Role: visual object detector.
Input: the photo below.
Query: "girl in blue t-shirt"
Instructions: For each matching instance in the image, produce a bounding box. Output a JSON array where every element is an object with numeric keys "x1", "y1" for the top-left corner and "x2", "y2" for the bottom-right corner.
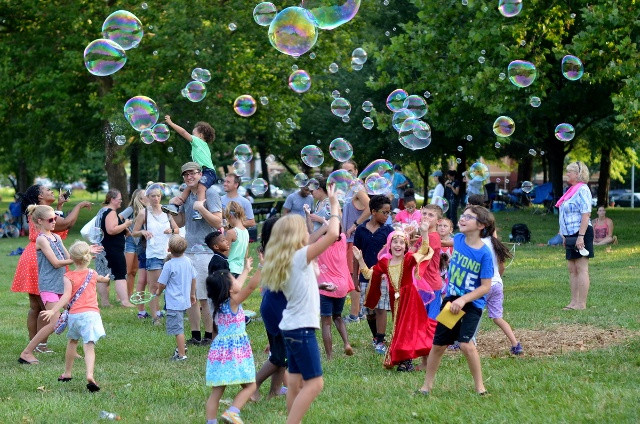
[{"x1": 419, "y1": 205, "x2": 495, "y2": 396}]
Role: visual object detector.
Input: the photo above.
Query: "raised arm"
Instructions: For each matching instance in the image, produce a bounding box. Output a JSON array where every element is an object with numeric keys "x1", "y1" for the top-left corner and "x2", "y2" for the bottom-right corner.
[
  {"x1": 230, "y1": 258, "x2": 258, "y2": 306},
  {"x1": 54, "y1": 200, "x2": 93, "y2": 231},
  {"x1": 165, "y1": 115, "x2": 193, "y2": 142},
  {"x1": 306, "y1": 185, "x2": 340, "y2": 263}
]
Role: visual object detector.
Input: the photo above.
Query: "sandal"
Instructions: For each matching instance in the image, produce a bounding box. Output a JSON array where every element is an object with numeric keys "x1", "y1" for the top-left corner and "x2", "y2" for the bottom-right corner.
[
  {"x1": 35, "y1": 343, "x2": 55, "y2": 354},
  {"x1": 58, "y1": 376, "x2": 72, "y2": 382},
  {"x1": 87, "y1": 381, "x2": 101, "y2": 392}
]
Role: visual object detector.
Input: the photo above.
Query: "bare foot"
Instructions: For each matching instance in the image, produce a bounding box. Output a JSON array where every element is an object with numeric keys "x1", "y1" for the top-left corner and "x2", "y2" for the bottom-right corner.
[
  {"x1": 344, "y1": 345, "x2": 354, "y2": 356},
  {"x1": 18, "y1": 352, "x2": 39, "y2": 364},
  {"x1": 249, "y1": 391, "x2": 261, "y2": 402},
  {"x1": 74, "y1": 351, "x2": 83, "y2": 359},
  {"x1": 120, "y1": 302, "x2": 135, "y2": 308}
]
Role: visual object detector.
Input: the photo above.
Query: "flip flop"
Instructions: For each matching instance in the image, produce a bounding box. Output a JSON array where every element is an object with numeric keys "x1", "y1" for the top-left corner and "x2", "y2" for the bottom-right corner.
[
  {"x1": 87, "y1": 382, "x2": 101, "y2": 392},
  {"x1": 562, "y1": 306, "x2": 576, "y2": 311},
  {"x1": 58, "y1": 376, "x2": 72, "y2": 382},
  {"x1": 18, "y1": 357, "x2": 39, "y2": 365}
]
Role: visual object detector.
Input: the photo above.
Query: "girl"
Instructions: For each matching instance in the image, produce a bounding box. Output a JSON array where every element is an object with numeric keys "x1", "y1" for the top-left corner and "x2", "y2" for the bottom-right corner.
[
  {"x1": 41, "y1": 241, "x2": 110, "y2": 392},
  {"x1": 355, "y1": 220, "x2": 435, "y2": 371},
  {"x1": 224, "y1": 201, "x2": 249, "y2": 278},
  {"x1": 261, "y1": 184, "x2": 340, "y2": 424},
  {"x1": 437, "y1": 218, "x2": 454, "y2": 297},
  {"x1": 394, "y1": 189, "x2": 421, "y2": 225},
  {"x1": 18, "y1": 205, "x2": 74, "y2": 364},
  {"x1": 419, "y1": 205, "x2": 495, "y2": 395},
  {"x1": 205, "y1": 258, "x2": 259, "y2": 424},
  {"x1": 124, "y1": 189, "x2": 146, "y2": 300}
]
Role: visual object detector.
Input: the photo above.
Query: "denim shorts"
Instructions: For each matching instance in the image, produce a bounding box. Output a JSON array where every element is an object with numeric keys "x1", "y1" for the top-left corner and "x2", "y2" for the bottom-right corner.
[
  {"x1": 67, "y1": 311, "x2": 106, "y2": 344},
  {"x1": 146, "y1": 257, "x2": 165, "y2": 271},
  {"x1": 124, "y1": 236, "x2": 137, "y2": 254},
  {"x1": 320, "y1": 294, "x2": 346, "y2": 317},
  {"x1": 282, "y1": 328, "x2": 323, "y2": 380},
  {"x1": 267, "y1": 331, "x2": 287, "y2": 368},
  {"x1": 137, "y1": 243, "x2": 147, "y2": 269},
  {"x1": 199, "y1": 167, "x2": 218, "y2": 189}
]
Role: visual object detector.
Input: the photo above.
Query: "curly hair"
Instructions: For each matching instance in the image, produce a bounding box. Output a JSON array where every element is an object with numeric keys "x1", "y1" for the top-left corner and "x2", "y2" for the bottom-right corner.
[
  {"x1": 18, "y1": 184, "x2": 43, "y2": 215},
  {"x1": 194, "y1": 121, "x2": 216, "y2": 143}
]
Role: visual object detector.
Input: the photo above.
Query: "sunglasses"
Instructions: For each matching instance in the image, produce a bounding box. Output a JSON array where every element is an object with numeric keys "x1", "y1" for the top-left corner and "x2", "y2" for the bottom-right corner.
[{"x1": 45, "y1": 216, "x2": 57, "y2": 223}]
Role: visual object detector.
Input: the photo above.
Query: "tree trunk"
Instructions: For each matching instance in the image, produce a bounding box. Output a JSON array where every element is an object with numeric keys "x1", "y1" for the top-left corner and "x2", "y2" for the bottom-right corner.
[
  {"x1": 158, "y1": 159, "x2": 166, "y2": 183},
  {"x1": 542, "y1": 154, "x2": 548, "y2": 183},
  {"x1": 17, "y1": 158, "x2": 30, "y2": 193},
  {"x1": 129, "y1": 143, "x2": 140, "y2": 194},
  {"x1": 545, "y1": 137, "x2": 566, "y2": 203},
  {"x1": 257, "y1": 141, "x2": 272, "y2": 198},
  {"x1": 517, "y1": 155, "x2": 533, "y2": 183},
  {"x1": 597, "y1": 146, "x2": 611, "y2": 206}
]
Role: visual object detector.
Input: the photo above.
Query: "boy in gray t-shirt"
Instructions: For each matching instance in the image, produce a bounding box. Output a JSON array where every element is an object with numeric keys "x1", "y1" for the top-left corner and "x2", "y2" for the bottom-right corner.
[{"x1": 157, "y1": 235, "x2": 197, "y2": 361}]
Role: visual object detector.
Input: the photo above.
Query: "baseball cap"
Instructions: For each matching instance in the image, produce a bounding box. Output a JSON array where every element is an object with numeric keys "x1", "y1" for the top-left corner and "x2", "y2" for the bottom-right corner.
[
  {"x1": 431, "y1": 170, "x2": 443, "y2": 177},
  {"x1": 181, "y1": 162, "x2": 202, "y2": 174}
]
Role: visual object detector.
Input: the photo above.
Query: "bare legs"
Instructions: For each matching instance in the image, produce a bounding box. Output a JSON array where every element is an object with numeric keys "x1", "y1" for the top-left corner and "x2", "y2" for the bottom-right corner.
[
  {"x1": 125, "y1": 251, "x2": 138, "y2": 297},
  {"x1": 20, "y1": 302, "x2": 59, "y2": 363},
  {"x1": 321, "y1": 315, "x2": 353, "y2": 360},
  {"x1": 146, "y1": 269, "x2": 161, "y2": 320},
  {"x1": 97, "y1": 281, "x2": 112, "y2": 307},
  {"x1": 420, "y1": 343, "x2": 486, "y2": 394},
  {"x1": 375, "y1": 308, "x2": 387, "y2": 337},
  {"x1": 115, "y1": 279, "x2": 134, "y2": 307},
  {"x1": 61, "y1": 341, "x2": 98, "y2": 387},
  {"x1": 492, "y1": 318, "x2": 518, "y2": 346},
  {"x1": 175, "y1": 334, "x2": 186, "y2": 357},
  {"x1": 566, "y1": 257, "x2": 590, "y2": 309},
  {"x1": 27, "y1": 294, "x2": 47, "y2": 343},
  {"x1": 188, "y1": 299, "x2": 214, "y2": 334},
  {"x1": 285, "y1": 373, "x2": 323, "y2": 424},
  {"x1": 206, "y1": 382, "x2": 256, "y2": 421},
  {"x1": 251, "y1": 361, "x2": 286, "y2": 401},
  {"x1": 136, "y1": 269, "x2": 148, "y2": 315}
]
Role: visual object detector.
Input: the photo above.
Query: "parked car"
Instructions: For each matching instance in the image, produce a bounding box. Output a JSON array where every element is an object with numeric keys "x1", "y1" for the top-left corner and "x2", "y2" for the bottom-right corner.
[{"x1": 613, "y1": 192, "x2": 640, "y2": 208}]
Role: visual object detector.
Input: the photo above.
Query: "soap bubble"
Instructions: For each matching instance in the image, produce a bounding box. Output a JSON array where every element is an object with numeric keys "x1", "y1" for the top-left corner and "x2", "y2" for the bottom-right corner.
[
  {"x1": 468, "y1": 162, "x2": 490, "y2": 182},
  {"x1": 228, "y1": 23, "x2": 237, "y2": 31},
  {"x1": 364, "y1": 174, "x2": 391, "y2": 195},
  {"x1": 359, "y1": 159, "x2": 393, "y2": 180},
  {"x1": 233, "y1": 95, "x2": 257, "y2": 117},
  {"x1": 386, "y1": 89, "x2": 408, "y2": 112},
  {"x1": 191, "y1": 67, "x2": 212, "y2": 82},
  {"x1": 466, "y1": 135, "x2": 473, "y2": 141},
  {"x1": 180, "y1": 88, "x2": 188, "y2": 97},
  {"x1": 259, "y1": 96, "x2": 269, "y2": 106},
  {"x1": 88, "y1": 227, "x2": 104, "y2": 244},
  {"x1": 300, "y1": 0, "x2": 361, "y2": 30},
  {"x1": 101, "y1": 10, "x2": 143, "y2": 50},
  {"x1": 331, "y1": 97, "x2": 351, "y2": 117},
  {"x1": 341, "y1": 115, "x2": 350, "y2": 123},
  {"x1": 167, "y1": 147, "x2": 174, "y2": 153},
  {"x1": 495, "y1": 141, "x2": 501, "y2": 148},
  {"x1": 351, "y1": 60, "x2": 363, "y2": 71},
  {"x1": 141, "y1": 2, "x2": 148, "y2": 9},
  {"x1": 478, "y1": 56, "x2": 486, "y2": 64},
  {"x1": 431, "y1": 196, "x2": 449, "y2": 214},
  {"x1": 351, "y1": 47, "x2": 367, "y2": 64},
  {"x1": 294, "y1": 173, "x2": 309, "y2": 187},
  {"x1": 140, "y1": 129, "x2": 154, "y2": 144},
  {"x1": 234, "y1": 144, "x2": 253, "y2": 162},
  {"x1": 301, "y1": 145, "x2": 324, "y2": 167},
  {"x1": 266, "y1": 154, "x2": 276, "y2": 164},
  {"x1": 423, "y1": 91, "x2": 431, "y2": 98},
  {"x1": 233, "y1": 160, "x2": 247, "y2": 176},
  {"x1": 124, "y1": 96, "x2": 159, "y2": 131},
  {"x1": 152, "y1": 124, "x2": 170, "y2": 142},
  {"x1": 329, "y1": 62, "x2": 339, "y2": 73},
  {"x1": 456, "y1": 158, "x2": 462, "y2": 164},
  {"x1": 291, "y1": 64, "x2": 299, "y2": 71},
  {"x1": 83, "y1": 39, "x2": 127, "y2": 76},
  {"x1": 402, "y1": 95, "x2": 428, "y2": 118},
  {"x1": 507, "y1": 60, "x2": 537, "y2": 88},
  {"x1": 498, "y1": 72, "x2": 506, "y2": 80},
  {"x1": 398, "y1": 119, "x2": 432, "y2": 150},
  {"x1": 288, "y1": 70, "x2": 312, "y2": 93},
  {"x1": 145, "y1": 182, "x2": 172, "y2": 198},
  {"x1": 457, "y1": 146, "x2": 463, "y2": 152},
  {"x1": 251, "y1": 178, "x2": 269, "y2": 195},
  {"x1": 530, "y1": 96, "x2": 541, "y2": 107},
  {"x1": 310, "y1": 52, "x2": 316, "y2": 59},
  {"x1": 561, "y1": 55, "x2": 584, "y2": 81},
  {"x1": 391, "y1": 109, "x2": 414, "y2": 132},
  {"x1": 362, "y1": 117, "x2": 374, "y2": 130},
  {"x1": 493, "y1": 116, "x2": 515, "y2": 137},
  {"x1": 306, "y1": 178, "x2": 320, "y2": 190},
  {"x1": 521, "y1": 181, "x2": 534, "y2": 194},
  {"x1": 185, "y1": 81, "x2": 207, "y2": 102},
  {"x1": 268, "y1": 7, "x2": 318, "y2": 57},
  {"x1": 253, "y1": 2, "x2": 277, "y2": 26},
  {"x1": 362, "y1": 100, "x2": 373, "y2": 112},
  {"x1": 498, "y1": 0, "x2": 522, "y2": 17},
  {"x1": 327, "y1": 169, "x2": 355, "y2": 201},
  {"x1": 554, "y1": 123, "x2": 575, "y2": 141},
  {"x1": 528, "y1": 149, "x2": 537, "y2": 156},
  {"x1": 329, "y1": 138, "x2": 353, "y2": 162},
  {"x1": 115, "y1": 135, "x2": 126, "y2": 145}
]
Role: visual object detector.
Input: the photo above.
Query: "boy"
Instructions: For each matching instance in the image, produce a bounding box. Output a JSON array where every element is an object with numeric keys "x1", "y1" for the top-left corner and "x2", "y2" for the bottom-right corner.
[
  {"x1": 164, "y1": 115, "x2": 217, "y2": 220},
  {"x1": 156, "y1": 235, "x2": 197, "y2": 361},
  {"x1": 353, "y1": 195, "x2": 393, "y2": 354},
  {"x1": 204, "y1": 230, "x2": 230, "y2": 275}
]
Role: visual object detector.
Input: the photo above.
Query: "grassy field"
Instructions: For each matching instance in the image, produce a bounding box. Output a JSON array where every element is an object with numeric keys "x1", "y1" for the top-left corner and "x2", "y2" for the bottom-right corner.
[{"x1": 1, "y1": 204, "x2": 639, "y2": 423}]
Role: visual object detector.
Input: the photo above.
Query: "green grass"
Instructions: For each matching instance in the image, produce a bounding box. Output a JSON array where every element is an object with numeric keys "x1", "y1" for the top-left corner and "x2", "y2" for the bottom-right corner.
[{"x1": 1, "y1": 207, "x2": 639, "y2": 423}]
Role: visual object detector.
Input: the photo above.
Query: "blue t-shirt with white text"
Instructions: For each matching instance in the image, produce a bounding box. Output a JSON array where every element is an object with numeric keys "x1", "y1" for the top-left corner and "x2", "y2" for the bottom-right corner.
[{"x1": 447, "y1": 233, "x2": 494, "y2": 309}]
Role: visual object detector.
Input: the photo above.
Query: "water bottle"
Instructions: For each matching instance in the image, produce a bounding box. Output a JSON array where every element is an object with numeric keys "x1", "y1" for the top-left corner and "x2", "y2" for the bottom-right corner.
[{"x1": 99, "y1": 411, "x2": 120, "y2": 420}]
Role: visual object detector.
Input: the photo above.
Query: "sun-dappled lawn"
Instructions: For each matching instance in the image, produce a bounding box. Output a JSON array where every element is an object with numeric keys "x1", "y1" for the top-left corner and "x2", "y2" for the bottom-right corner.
[{"x1": 1, "y1": 207, "x2": 639, "y2": 423}]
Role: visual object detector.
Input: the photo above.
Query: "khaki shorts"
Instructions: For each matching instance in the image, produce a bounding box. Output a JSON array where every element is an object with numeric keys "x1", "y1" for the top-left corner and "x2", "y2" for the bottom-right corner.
[{"x1": 185, "y1": 253, "x2": 213, "y2": 300}]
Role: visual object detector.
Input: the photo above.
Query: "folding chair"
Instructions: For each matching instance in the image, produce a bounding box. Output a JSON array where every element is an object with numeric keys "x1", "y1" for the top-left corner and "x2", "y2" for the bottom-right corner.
[{"x1": 531, "y1": 182, "x2": 554, "y2": 214}]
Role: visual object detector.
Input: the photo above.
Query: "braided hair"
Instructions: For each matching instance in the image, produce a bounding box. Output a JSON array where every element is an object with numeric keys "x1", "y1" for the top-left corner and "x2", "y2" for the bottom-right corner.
[{"x1": 18, "y1": 184, "x2": 43, "y2": 216}]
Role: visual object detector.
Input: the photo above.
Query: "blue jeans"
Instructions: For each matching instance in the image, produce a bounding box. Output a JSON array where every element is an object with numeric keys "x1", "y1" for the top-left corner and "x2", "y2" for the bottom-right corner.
[{"x1": 282, "y1": 328, "x2": 322, "y2": 380}]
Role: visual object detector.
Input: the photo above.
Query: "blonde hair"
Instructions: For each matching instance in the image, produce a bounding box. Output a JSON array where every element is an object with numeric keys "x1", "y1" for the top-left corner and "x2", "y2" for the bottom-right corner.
[
  {"x1": 129, "y1": 189, "x2": 145, "y2": 217},
  {"x1": 224, "y1": 201, "x2": 246, "y2": 229},
  {"x1": 168, "y1": 235, "x2": 187, "y2": 256},
  {"x1": 261, "y1": 215, "x2": 308, "y2": 292},
  {"x1": 438, "y1": 217, "x2": 454, "y2": 231},
  {"x1": 26, "y1": 204, "x2": 55, "y2": 224},
  {"x1": 69, "y1": 241, "x2": 92, "y2": 265},
  {"x1": 567, "y1": 161, "x2": 589, "y2": 183},
  {"x1": 423, "y1": 203, "x2": 444, "y2": 219}
]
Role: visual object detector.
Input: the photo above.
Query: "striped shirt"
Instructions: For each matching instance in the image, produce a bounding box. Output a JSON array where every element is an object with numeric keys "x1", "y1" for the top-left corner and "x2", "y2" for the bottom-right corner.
[{"x1": 559, "y1": 185, "x2": 592, "y2": 235}]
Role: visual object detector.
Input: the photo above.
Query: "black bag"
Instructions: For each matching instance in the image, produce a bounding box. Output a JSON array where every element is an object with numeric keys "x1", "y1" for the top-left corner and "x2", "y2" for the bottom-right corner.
[
  {"x1": 563, "y1": 235, "x2": 578, "y2": 248},
  {"x1": 510, "y1": 223, "x2": 531, "y2": 243}
]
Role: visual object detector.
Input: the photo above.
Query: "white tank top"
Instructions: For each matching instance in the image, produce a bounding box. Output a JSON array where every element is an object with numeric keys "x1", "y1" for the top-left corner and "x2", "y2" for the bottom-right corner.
[{"x1": 146, "y1": 209, "x2": 171, "y2": 260}]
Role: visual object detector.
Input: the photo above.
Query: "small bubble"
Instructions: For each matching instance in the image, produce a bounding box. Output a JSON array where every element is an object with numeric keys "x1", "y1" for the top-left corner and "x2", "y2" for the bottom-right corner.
[
  {"x1": 148, "y1": 25, "x2": 153, "y2": 30},
  {"x1": 496, "y1": 178, "x2": 501, "y2": 183},
  {"x1": 498, "y1": 72, "x2": 506, "y2": 80},
  {"x1": 153, "y1": 50, "x2": 158, "y2": 55},
  {"x1": 462, "y1": 0, "x2": 468, "y2": 5},
  {"x1": 423, "y1": 91, "x2": 431, "y2": 98},
  {"x1": 495, "y1": 142, "x2": 501, "y2": 148},
  {"x1": 345, "y1": 88, "x2": 350, "y2": 94},
  {"x1": 385, "y1": 31, "x2": 390, "y2": 36},
  {"x1": 392, "y1": 27, "x2": 396, "y2": 31},
  {"x1": 456, "y1": 158, "x2": 462, "y2": 164},
  {"x1": 329, "y1": 63, "x2": 339, "y2": 73},
  {"x1": 505, "y1": 178, "x2": 510, "y2": 184},
  {"x1": 194, "y1": 49, "x2": 200, "y2": 55},
  {"x1": 310, "y1": 52, "x2": 316, "y2": 59},
  {"x1": 383, "y1": 0, "x2": 389, "y2": 5},
  {"x1": 466, "y1": 135, "x2": 473, "y2": 141},
  {"x1": 520, "y1": 40, "x2": 526, "y2": 46},
  {"x1": 276, "y1": 122, "x2": 282, "y2": 129},
  {"x1": 167, "y1": 147, "x2": 174, "y2": 153},
  {"x1": 457, "y1": 146, "x2": 463, "y2": 152},
  {"x1": 141, "y1": 2, "x2": 148, "y2": 10},
  {"x1": 478, "y1": 56, "x2": 486, "y2": 64},
  {"x1": 342, "y1": 115, "x2": 350, "y2": 123},
  {"x1": 529, "y1": 149, "x2": 537, "y2": 156},
  {"x1": 570, "y1": 13, "x2": 576, "y2": 19},
  {"x1": 260, "y1": 96, "x2": 269, "y2": 105},
  {"x1": 481, "y1": 50, "x2": 486, "y2": 55},
  {"x1": 228, "y1": 23, "x2": 237, "y2": 31},
  {"x1": 540, "y1": 150, "x2": 545, "y2": 155}
]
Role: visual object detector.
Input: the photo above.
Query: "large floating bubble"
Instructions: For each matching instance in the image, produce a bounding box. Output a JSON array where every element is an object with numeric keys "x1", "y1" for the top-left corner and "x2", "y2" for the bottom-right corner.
[
  {"x1": 359, "y1": 159, "x2": 393, "y2": 180},
  {"x1": 301, "y1": 145, "x2": 324, "y2": 167},
  {"x1": 507, "y1": 60, "x2": 537, "y2": 88},
  {"x1": 140, "y1": 128, "x2": 154, "y2": 144},
  {"x1": 101, "y1": 10, "x2": 143, "y2": 50},
  {"x1": 391, "y1": 109, "x2": 414, "y2": 132},
  {"x1": 351, "y1": 47, "x2": 367, "y2": 65},
  {"x1": 233, "y1": 161, "x2": 247, "y2": 177},
  {"x1": 498, "y1": 0, "x2": 522, "y2": 18},
  {"x1": 327, "y1": 169, "x2": 355, "y2": 201},
  {"x1": 431, "y1": 196, "x2": 449, "y2": 214},
  {"x1": 288, "y1": 70, "x2": 311, "y2": 93},
  {"x1": 306, "y1": 178, "x2": 320, "y2": 190},
  {"x1": 145, "y1": 182, "x2": 172, "y2": 198},
  {"x1": 329, "y1": 138, "x2": 353, "y2": 162},
  {"x1": 364, "y1": 174, "x2": 391, "y2": 195},
  {"x1": 233, "y1": 95, "x2": 257, "y2": 117},
  {"x1": 493, "y1": 116, "x2": 515, "y2": 137},
  {"x1": 294, "y1": 172, "x2": 309, "y2": 187},
  {"x1": 152, "y1": 124, "x2": 170, "y2": 142},
  {"x1": 124, "y1": 96, "x2": 159, "y2": 131},
  {"x1": 331, "y1": 97, "x2": 351, "y2": 117},
  {"x1": 253, "y1": 2, "x2": 278, "y2": 26},
  {"x1": 191, "y1": 67, "x2": 212, "y2": 82},
  {"x1": 84, "y1": 39, "x2": 127, "y2": 76},
  {"x1": 561, "y1": 55, "x2": 584, "y2": 81},
  {"x1": 251, "y1": 178, "x2": 269, "y2": 195},
  {"x1": 398, "y1": 119, "x2": 431, "y2": 150},
  {"x1": 268, "y1": 7, "x2": 318, "y2": 57},
  {"x1": 554, "y1": 123, "x2": 575, "y2": 141},
  {"x1": 386, "y1": 89, "x2": 408, "y2": 112},
  {"x1": 185, "y1": 81, "x2": 207, "y2": 102},
  {"x1": 300, "y1": 0, "x2": 361, "y2": 30},
  {"x1": 468, "y1": 162, "x2": 490, "y2": 182},
  {"x1": 402, "y1": 95, "x2": 428, "y2": 118},
  {"x1": 234, "y1": 144, "x2": 253, "y2": 162},
  {"x1": 521, "y1": 181, "x2": 534, "y2": 194}
]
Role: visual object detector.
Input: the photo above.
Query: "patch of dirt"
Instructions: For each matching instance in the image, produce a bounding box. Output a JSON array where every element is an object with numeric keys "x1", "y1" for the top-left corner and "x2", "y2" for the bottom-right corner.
[{"x1": 469, "y1": 324, "x2": 637, "y2": 358}]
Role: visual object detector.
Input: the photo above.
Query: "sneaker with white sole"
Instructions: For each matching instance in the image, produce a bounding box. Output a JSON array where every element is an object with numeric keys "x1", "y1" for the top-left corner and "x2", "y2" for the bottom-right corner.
[
  {"x1": 374, "y1": 342, "x2": 387, "y2": 355},
  {"x1": 192, "y1": 210, "x2": 202, "y2": 220},
  {"x1": 221, "y1": 410, "x2": 244, "y2": 424},
  {"x1": 510, "y1": 342, "x2": 523, "y2": 355},
  {"x1": 343, "y1": 314, "x2": 360, "y2": 324},
  {"x1": 170, "y1": 352, "x2": 188, "y2": 361},
  {"x1": 161, "y1": 204, "x2": 180, "y2": 216}
]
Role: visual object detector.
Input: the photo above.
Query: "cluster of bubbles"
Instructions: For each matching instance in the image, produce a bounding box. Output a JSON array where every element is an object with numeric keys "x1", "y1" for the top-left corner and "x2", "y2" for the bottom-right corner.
[
  {"x1": 233, "y1": 95, "x2": 258, "y2": 117},
  {"x1": 84, "y1": 10, "x2": 143, "y2": 76},
  {"x1": 180, "y1": 68, "x2": 211, "y2": 102},
  {"x1": 351, "y1": 47, "x2": 367, "y2": 70},
  {"x1": 123, "y1": 95, "x2": 171, "y2": 144},
  {"x1": 232, "y1": 144, "x2": 267, "y2": 195},
  {"x1": 384, "y1": 89, "x2": 431, "y2": 150}
]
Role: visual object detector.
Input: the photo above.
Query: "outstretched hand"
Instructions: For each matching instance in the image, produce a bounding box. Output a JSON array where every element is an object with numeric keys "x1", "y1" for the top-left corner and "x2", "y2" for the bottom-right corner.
[{"x1": 352, "y1": 246, "x2": 363, "y2": 261}]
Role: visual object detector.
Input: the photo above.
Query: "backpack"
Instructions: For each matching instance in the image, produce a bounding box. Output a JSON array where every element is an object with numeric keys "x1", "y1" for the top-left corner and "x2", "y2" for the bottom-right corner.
[{"x1": 510, "y1": 223, "x2": 531, "y2": 243}]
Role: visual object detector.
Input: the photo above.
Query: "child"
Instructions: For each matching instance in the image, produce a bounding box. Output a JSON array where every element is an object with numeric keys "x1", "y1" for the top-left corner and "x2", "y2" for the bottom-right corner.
[
  {"x1": 419, "y1": 205, "x2": 494, "y2": 396},
  {"x1": 40, "y1": 241, "x2": 110, "y2": 392},
  {"x1": 18, "y1": 205, "x2": 74, "y2": 364},
  {"x1": 205, "y1": 230, "x2": 231, "y2": 275},
  {"x1": 261, "y1": 184, "x2": 340, "y2": 424},
  {"x1": 394, "y1": 189, "x2": 422, "y2": 225},
  {"x1": 156, "y1": 235, "x2": 197, "y2": 361},
  {"x1": 355, "y1": 219, "x2": 435, "y2": 371},
  {"x1": 353, "y1": 195, "x2": 394, "y2": 354},
  {"x1": 437, "y1": 218, "x2": 454, "y2": 297},
  {"x1": 224, "y1": 201, "x2": 249, "y2": 278},
  {"x1": 164, "y1": 115, "x2": 217, "y2": 220},
  {"x1": 205, "y1": 258, "x2": 258, "y2": 424}
]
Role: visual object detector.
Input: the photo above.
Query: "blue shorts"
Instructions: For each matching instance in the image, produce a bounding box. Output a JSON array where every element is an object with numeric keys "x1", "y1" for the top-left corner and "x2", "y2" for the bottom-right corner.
[
  {"x1": 267, "y1": 331, "x2": 287, "y2": 368},
  {"x1": 124, "y1": 236, "x2": 137, "y2": 254},
  {"x1": 282, "y1": 328, "x2": 323, "y2": 380},
  {"x1": 199, "y1": 167, "x2": 218, "y2": 189},
  {"x1": 320, "y1": 295, "x2": 346, "y2": 317},
  {"x1": 137, "y1": 244, "x2": 147, "y2": 269},
  {"x1": 146, "y1": 257, "x2": 164, "y2": 271},
  {"x1": 67, "y1": 311, "x2": 106, "y2": 344}
]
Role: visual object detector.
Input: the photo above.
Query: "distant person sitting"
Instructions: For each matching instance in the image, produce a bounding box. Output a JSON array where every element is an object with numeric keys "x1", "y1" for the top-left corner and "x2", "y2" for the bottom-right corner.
[{"x1": 593, "y1": 205, "x2": 617, "y2": 246}]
